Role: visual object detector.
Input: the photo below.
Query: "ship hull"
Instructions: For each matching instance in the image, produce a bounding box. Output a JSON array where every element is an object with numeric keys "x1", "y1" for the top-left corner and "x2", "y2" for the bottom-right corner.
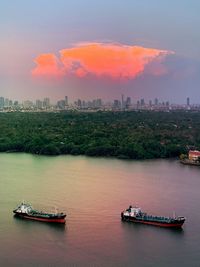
[
  {"x1": 121, "y1": 214, "x2": 184, "y2": 228},
  {"x1": 14, "y1": 212, "x2": 66, "y2": 224}
]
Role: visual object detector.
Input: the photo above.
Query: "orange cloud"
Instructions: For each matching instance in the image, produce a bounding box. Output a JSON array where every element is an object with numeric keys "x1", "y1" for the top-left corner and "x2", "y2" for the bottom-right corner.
[
  {"x1": 32, "y1": 43, "x2": 173, "y2": 79},
  {"x1": 31, "y1": 54, "x2": 63, "y2": 77}
]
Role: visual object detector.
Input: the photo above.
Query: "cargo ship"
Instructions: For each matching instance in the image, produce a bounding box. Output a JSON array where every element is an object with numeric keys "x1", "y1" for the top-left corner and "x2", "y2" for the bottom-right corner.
[
  {"x1": 121, "y1": 206, "x2": 185, "y2": 228},
  {"x1": 13, "y1": 203, "x2": 66, "y2": 224}
]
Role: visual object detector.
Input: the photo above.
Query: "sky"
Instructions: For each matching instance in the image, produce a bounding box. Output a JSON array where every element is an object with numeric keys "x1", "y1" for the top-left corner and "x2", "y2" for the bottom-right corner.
[{"x1": 0, "y1": 0, "x2": 200, "y2": 103}]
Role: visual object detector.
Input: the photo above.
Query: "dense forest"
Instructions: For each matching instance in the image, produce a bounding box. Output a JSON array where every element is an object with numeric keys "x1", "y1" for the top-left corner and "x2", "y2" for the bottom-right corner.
[{"x1": 0, "y1": 111, "x2": 200, "y2": 159}]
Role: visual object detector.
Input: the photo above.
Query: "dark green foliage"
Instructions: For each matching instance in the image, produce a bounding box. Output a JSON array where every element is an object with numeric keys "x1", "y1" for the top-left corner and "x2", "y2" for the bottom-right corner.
[{"x1": 0, "y1": 111, "x2": 199, "y2": 159}]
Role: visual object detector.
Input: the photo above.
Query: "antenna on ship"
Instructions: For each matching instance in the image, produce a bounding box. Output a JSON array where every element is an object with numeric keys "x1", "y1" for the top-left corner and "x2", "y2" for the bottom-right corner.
[{"x1": 54, "y1": 206, "x2": 58, "y2": 214}]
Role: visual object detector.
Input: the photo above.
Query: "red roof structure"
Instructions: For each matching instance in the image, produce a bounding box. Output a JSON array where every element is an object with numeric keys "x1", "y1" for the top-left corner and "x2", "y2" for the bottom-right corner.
[{"x1": 189, "y1": 150, "x2": 200, "y2": 160}]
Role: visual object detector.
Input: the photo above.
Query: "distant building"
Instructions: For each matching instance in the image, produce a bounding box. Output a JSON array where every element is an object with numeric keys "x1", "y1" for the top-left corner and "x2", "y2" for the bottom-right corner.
[
  {"x1": 113, "y1": 99, "x2": 121, "y2": 109},
  {"x1": 36, "y1": 99, "x2": 43, "y2": 109},
  {"x1": 140, "y1": 98, "x2": 145, "y2": 106},
  {"x1": 65, "y1": 96, "x2": 68, "y2": 106},
  {"x1": 77, "y1": 99, "x2": 82, "y2": 108},
  {"x1": 87, "y1": 101, "x2": 93, "y2": 108},
  {"x1": 4, "y1": 98, "x2": 9, "y2": 107},
  {"x1": 13, "y1": 101, "x2": 19, "y2": 107},
  {"x1": 23, "y1": 100, "x2": 33, "y2": 109},
  {"x1": 43, "y1": 97, "x2": 50, "y2": 108},
  {"x1": 189, "y1": 150, "x2": 200, "y2": 161},
  {"x1": 57, "y1": 100, "x2": 65, "y2": 109},
  {"x1": 121, "y1": 94, "x2": 124, "y2": 110},
  {"x1": 95, "y1": 98, "x2": 102, "y2": 108},
  {"x1": 82, "y1": 100, "x2": 86, "y2": 108},
  {"x1": 187, "y1": 97, "x2": 190, "y2": 106},
  {"x1": 0, "y1": 97, "x2": 4, "y2": 108},
  {"x1": 126, "y1": 97, "x2": 131, "y2": 108}
]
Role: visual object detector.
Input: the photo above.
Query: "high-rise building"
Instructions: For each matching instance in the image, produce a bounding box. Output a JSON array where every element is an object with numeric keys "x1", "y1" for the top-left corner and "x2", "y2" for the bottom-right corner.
[
  {"x1": 43, "y1": 97, "x2": 50, "y2": 108},
  {"x1": 121, "y1": 94, "x2": 124, "y2": 110},
  {"x1": 187, "y1": 97, "x2": 190, "y2": 106},
  {"x1": 9, "y1": 100, "x2": 13, "y2": 107},
  {"x1": 36, "y1": 99, "x2": 43, "y2": 109},
  {"x1": 82, "y1": 100, "x2": 86, "y2": 108},
  {"x1": 140, "y1": 98, "x2": 145, "y2": 106},
  {"x1": 0, "y1": 97, "x2": 4, "y2": 108},
  {"x1": 126, "y1": 97, "x2": 131, "y2": 108},
  {"x1": 65, "y1": 96, "x2": 68, "y2": 106},
  {"x1": 77, "y1": 99, "x2": 82, "y2": 108},
  {"x1": 154, "y1": 98, "x2": 159, "y2": 106},
  {"x1": 113, "y1": 100, "x2": 121, "y2": 109},
  {"x1": 4, "y1": 98, "x2": 9, "y2": 107},
  {"x1": 57, "y1": 100, "x2": 65, "y2": 109},
  {"x1": 95, "y1": 98, "x2": 102, "y2": 108},
  {"x1": 14, "y1": 101, "x2": 19, "y2": 107},
  {"x1": 23, "y1": 100, "x2": 33, "y2": 109}
]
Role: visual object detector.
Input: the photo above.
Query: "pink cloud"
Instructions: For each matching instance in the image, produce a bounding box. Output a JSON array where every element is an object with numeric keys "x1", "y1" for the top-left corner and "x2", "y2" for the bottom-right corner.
[{"x1": 32, "y1": 42, "x2": 173, "y2": 80}]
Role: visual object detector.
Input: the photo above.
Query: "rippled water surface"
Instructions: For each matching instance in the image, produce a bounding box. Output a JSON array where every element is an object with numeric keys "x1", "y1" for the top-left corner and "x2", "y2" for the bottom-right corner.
[{"x1": 0, "y1": 153, "x2": 199, "y2": 266}]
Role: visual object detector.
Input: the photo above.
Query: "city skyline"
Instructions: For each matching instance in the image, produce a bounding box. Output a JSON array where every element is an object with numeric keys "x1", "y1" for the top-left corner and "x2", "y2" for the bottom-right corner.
[
  {"x1": 1, "y1": 1, "x2": 200, "y2": 103},
  {"x1": 0, "y1": 94, "x2": 198, "y2": 112}
]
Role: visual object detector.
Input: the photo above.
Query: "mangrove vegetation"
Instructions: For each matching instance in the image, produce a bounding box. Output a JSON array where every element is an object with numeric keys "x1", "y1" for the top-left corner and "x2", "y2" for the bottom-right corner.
[{"x1": 0, "y1": 111, "x2": 200, "y2": 159}]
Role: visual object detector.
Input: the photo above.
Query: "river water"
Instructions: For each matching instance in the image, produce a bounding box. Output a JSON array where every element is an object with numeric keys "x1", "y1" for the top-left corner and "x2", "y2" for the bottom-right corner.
[{"x1": 0, "y1": 153, "x2": 199, "y2": 266}]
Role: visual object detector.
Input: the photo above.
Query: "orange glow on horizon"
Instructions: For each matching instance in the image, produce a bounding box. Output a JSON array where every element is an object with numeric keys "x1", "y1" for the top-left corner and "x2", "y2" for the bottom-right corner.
[{"x1": 32, "y1": 43, "x2": 173, "y2": 79}]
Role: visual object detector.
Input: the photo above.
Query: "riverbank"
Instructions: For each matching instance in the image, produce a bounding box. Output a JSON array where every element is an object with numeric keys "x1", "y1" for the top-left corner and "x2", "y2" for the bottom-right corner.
[{"x1": 180, "y1": 159, "x2": 200, "y2": 166}]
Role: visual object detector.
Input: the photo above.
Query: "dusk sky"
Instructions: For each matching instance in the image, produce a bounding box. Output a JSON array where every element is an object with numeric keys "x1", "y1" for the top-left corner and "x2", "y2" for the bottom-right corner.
[{"x1": 1, "y1": 0, "x2": 200, "y2": 103}]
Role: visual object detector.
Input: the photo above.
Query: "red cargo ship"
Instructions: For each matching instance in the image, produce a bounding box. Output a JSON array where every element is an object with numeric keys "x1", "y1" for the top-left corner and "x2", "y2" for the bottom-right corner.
[
  {"x1": 13, "y1": 203, "x2": 66, "y2": 224},
  {"x1": 121, "y1": 206, "x2": 185, "y2": 228}
]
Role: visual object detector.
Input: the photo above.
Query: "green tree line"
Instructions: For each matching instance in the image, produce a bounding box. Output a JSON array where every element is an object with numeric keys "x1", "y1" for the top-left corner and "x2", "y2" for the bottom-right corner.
[{"x1": 0, "y1": 111, "x2": 199, "y2": 159}]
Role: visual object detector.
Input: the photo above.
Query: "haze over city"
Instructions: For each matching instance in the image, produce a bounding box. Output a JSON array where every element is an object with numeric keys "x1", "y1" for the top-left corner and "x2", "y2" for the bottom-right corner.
[{"x1": 1, "y1": 0, "x2": 200, "y2": 103}]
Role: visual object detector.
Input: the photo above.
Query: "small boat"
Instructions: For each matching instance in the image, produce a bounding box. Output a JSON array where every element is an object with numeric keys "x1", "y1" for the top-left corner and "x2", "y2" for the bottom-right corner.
[
  {"x1": 121, "y1": 205, "x2": 185, "y2": 228},
  {"x1": 13, "y1": 202, "x2": 66, "y2": 224}
]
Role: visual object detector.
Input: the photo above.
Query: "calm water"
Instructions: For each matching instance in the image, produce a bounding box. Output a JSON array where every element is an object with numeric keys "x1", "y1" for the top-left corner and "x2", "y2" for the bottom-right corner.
[{"x1": 0, "y1": 153, "x2": 200, "y2": 266}]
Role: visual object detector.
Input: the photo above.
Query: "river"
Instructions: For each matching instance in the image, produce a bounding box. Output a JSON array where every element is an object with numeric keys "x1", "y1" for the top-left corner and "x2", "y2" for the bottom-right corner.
[{"x1": 0, "y1": 153, "x2": 199, "y2": 266}]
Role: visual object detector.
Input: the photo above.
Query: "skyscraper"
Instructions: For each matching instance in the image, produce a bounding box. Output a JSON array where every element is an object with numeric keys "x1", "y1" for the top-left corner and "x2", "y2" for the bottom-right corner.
[
  {"x1": 0, "y1": 97, "x2": 4, "y2": 108},
  {"x1": 43, "y1": 98, "x2": 50, "y2": 108},
  {"x1": 121, "y1": 94, "x2": 124, "y2": 110},
  {"x1": 36, "y1": 99, "x2": 43, "y2": 109},
  {"x1": 65, "y1": 96, "x2": 68, "y2": 106},
  {"x1": 187, "y1": 97, "x2": 190, "y2": 106},
  {"x1": 113, "y1": 99, "x2": 121, "y2": 109},
  {"x1": 126, "y1": 97, "x2": 131, "y2": 108},
  {"x1": 140, "y1": 98, "x2": 145, "y2": 106}
]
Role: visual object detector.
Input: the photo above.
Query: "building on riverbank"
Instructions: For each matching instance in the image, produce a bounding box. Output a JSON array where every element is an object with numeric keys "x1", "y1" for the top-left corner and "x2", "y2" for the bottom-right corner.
[{"x1": 189, "y1": 150, "x2": 200, "y2": 161}]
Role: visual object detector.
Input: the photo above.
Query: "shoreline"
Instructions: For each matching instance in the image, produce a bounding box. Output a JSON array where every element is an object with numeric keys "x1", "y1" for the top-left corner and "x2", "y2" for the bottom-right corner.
[
  {"x1": 3, "y1": 150, "x2": 178, "y2": 161},
  {"x1": 180, "y1": 159, "x2": 200, "y2": 166}
]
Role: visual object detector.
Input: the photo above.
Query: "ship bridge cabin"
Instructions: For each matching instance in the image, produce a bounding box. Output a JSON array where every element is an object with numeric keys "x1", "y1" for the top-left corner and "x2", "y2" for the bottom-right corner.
[{"x1": 125, "y1": 206, "x2": 142, "y2": 217}]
